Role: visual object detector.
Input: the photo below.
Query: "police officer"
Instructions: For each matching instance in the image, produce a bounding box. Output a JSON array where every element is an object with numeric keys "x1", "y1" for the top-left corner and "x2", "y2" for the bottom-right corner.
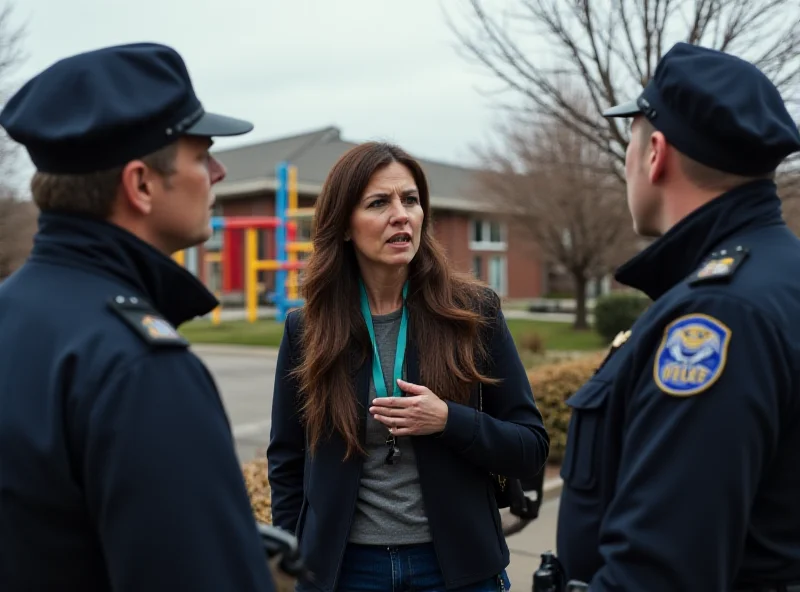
[
  {"x1": 0, "y1": 44, "x2": 277, "y2": 591},
  {"x1": 555, "y1": 42, "x2": 800, "y2": 591}
]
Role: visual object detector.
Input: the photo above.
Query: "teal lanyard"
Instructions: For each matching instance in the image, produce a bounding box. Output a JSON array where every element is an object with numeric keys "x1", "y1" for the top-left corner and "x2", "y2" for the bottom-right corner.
[{"x1": 358, "y1": 279, "x2": 408, "y2": 398}]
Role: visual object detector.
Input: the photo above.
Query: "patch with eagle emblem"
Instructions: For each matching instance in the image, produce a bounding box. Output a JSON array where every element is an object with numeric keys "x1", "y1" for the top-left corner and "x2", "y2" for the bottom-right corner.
[{"x1": 653, "y1": 314, "x2": 731, "y2": 396}]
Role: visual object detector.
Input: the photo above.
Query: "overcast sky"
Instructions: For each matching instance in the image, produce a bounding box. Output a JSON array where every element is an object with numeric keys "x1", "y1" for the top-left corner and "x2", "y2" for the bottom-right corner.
[{"x1": 6, "y1": 0, "x2": 525, "y2": 191}]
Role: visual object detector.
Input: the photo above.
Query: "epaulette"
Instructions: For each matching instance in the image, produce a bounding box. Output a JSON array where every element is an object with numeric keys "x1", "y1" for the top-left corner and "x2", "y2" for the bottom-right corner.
[
  {"x1": 687, "y1": 245, "x2": 749, "y2": 286},
  {"x1": 593, "y1": 328, "x2": 632, "y2": 375},
  {"x1": 107, "y1": 295, "x2": 189, "y2": 348}
]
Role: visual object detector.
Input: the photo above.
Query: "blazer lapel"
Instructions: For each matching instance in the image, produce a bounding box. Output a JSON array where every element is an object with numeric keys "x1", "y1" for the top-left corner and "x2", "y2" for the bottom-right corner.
[
  {"x1": 406, "y1": 329, "x2": 421, "y2": 386},
  {"x1": 353, "y1": 346, "x2": 372, "y2": 441}
]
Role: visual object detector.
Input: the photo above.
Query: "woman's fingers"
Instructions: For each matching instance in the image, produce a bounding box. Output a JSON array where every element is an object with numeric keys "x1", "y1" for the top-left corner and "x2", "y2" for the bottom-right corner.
[
  {"x1": 370, "y1": 395, "x2": 413, "y2": 417},
  {"x1": 396, "y1": 379, "x2": 430, "y2": 395},
  {"x1": 372, "y1": 414, "x2": 412, "y2": 429},
  {"x1": 369, "y1": 405, "x2": 406, "y2": 417}
]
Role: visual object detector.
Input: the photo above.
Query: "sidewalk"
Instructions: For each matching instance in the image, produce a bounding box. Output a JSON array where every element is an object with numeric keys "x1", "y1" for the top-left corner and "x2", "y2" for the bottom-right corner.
[
  {"x1": 502, "y1": 471, "x2": 563, "y2": 589},
  {"x1": 506, "y1": 477, "x2": 562, "y2": 592},
  {"x1": 190, "y1": 343, "x2": 279, "y2": 357}
]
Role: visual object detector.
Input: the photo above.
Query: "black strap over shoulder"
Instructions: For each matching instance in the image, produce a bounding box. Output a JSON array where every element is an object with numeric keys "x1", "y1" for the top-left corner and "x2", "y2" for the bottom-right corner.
[
  {"x1": 107, "y1": 295, "x2": 189, "y2": 348},
  {"x1": 516, "y1": 466, "x2": 546, "y2": 518},
  {"x1": 476, "y1": 288, "x2": 546, "y2": 522}
]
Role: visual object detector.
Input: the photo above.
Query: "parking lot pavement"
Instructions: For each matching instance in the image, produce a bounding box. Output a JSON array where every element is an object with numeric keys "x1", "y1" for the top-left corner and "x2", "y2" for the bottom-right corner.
[{"x1": 191, "y1": 345, "x2": 277, "y2": 463}]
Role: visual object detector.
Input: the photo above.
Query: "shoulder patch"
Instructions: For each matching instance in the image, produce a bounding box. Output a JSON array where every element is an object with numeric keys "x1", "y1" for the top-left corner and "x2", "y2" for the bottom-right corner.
[
  {"x1": 108, "y1": 295, "x2": 188, "y2": 348},
  {"x1": 653, "y1": 313, "x2": 731, "y2": 397},
  {"x1": 688, "y1": 246, "x2": 748, "y2": 285}
]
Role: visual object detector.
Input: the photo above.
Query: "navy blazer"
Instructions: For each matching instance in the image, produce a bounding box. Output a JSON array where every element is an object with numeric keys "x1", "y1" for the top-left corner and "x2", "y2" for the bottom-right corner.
[{"x1": 267, "y1": 290, "x2": 550, "y2": 591}]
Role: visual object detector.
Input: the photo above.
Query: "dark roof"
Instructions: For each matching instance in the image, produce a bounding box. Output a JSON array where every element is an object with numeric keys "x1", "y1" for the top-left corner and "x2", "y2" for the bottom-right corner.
[{"x1": 211, "y1": 126, "x2": 494, "y2": 212}]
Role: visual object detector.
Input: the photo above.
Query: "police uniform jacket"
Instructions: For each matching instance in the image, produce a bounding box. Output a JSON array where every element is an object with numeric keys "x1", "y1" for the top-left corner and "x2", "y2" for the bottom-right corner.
[
  {"x1": 556, "y1": 180, "x2": 800, "y2": 591},
  {"x1": 268, "y1": 288, "x2": 550, "y2": 591},
  {"x1": 0, "y1": 212, "x2": 275, "y2": 592}
]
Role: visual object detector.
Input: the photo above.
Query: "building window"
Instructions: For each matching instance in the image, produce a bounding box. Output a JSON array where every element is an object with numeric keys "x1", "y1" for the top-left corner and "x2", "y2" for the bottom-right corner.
[
  {"x1": 185, "y1": 246, "x2": 199, "y2": 276},
  {"x1": 206, "y1": 259, "x2": 222, "y2": 293},
  {"x1": 296, "y1": 219, "x2": 312, "y2": 242},
  {"x1": 206, "y1": 203, "x2": 224, "y2": 251},
  {"x1": 488, "y1": 255, "x2": 507, "y2": 297},
  {"x1": 472, "y1": 255, "x2": 482, "y2": 279},
  {"x1": 257, "y1": 229, "x2": 267, "y2": 260},
  {"x1": 469, "y1": 219, "x2": 507, "y2": 251}
]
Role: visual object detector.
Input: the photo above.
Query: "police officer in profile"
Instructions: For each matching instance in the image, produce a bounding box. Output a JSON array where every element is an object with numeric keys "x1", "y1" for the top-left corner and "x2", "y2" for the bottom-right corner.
[
  {"x1": 554, "y1": 42, "x2": 800, "y2": 591},
  {"x1": 0, "y1": 44, "x2": 277, "y2": 591}
]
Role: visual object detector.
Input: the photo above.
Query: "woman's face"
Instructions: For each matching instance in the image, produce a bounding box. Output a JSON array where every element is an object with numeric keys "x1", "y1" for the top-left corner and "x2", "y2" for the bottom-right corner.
[{"x1": 347, "y1": 161, "x2": 424, "y2": 273}]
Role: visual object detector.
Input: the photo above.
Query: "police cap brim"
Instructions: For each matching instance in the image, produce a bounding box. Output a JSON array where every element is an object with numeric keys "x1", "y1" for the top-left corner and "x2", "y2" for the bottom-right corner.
[
  {"x1": 184, "y1": 111, "x2": 254, "y2": 137},
  {"x1": 602, "y1": 99, "x2": 641, "y2": 118}
]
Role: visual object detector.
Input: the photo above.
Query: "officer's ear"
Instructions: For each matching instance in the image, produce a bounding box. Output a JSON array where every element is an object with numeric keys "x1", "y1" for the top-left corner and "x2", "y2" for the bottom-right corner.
[
  {"x1": 647, "y1": 129, "x2": 669, "y2": 184},
  {"x1": 119, "y1": 160, "x2": 156, "y2": 215}
]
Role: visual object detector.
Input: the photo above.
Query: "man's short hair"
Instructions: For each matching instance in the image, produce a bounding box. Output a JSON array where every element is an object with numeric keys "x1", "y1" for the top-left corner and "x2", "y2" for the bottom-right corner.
[
  {"x1": 30, "y1": 142, "x2": 178, "y2": 219},
  {"x1": 638, "y1": 119, "x2": 775, "y2": 191}
]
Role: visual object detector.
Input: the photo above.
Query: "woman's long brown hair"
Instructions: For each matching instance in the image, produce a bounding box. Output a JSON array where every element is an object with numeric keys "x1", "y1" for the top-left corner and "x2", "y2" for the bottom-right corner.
[{"x1": 294, "y1": 142, "x2": 499, "y2": 459}]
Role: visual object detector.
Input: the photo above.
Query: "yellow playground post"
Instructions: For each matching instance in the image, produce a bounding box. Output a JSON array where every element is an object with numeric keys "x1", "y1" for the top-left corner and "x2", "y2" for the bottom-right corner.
[
  {"x1": 282, "y1": 164, "x2": 315, "y2": 318},
  {"x1": 244, "y1": 226, "x2": 302, "y2": 323},
  {"x1": 172, "y1": 249, "x2": 223, "y2": 324}
]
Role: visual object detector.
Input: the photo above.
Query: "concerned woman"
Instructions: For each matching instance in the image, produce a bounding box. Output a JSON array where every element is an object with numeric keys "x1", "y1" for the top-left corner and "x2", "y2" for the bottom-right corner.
[{"x1": 267, "y1": 142, "x2": 549, "y2": 592}]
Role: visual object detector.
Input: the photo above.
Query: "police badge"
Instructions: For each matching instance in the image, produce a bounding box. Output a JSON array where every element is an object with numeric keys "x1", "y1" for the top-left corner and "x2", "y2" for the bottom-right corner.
[{"x1": 653, "y1": 313, "x2": 731, "y2": 396}]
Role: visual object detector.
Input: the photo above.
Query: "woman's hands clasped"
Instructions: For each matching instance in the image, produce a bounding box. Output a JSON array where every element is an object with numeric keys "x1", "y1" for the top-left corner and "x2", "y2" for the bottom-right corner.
[{"x1": 369, "y1": 379, "x2": 449, "y2": 437}]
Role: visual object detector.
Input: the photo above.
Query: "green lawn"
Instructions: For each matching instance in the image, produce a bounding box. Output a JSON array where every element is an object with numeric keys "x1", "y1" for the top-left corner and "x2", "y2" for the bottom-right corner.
[
  {"x1": 179, "y1": 316, "x2": 604, "y2": 352},
  {"x1": 505, "y1": 319, "x2": 603, "y2": 351}
]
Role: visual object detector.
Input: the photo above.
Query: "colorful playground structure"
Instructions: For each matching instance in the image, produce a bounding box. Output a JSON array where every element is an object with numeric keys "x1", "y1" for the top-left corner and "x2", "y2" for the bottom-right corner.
[{"x1": 173, "y1": 161, "x2": 314, "y2": 323}]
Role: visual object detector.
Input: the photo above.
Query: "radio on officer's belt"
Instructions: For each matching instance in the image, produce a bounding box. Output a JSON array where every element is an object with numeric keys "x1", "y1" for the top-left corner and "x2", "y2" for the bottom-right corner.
[
  {"x1": 533, "y1": 551, "x2": 564, "y2": 591},
  {"x1": 532, "y1": 551, "x2": 588, "y2": 591}
]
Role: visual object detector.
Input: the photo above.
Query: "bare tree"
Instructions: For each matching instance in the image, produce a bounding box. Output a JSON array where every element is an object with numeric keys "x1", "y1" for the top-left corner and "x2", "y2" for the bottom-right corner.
[
  {"x1": 472, "y1": 91, "x2": 637, "y2": 329},
  {"x1": 779, "y1": 171, "x2": 800, "y2": 234},
  {"x1": 0, "y1": 2, "x2": 31, "y2": 279},
  {"x1": 445, "y1": 0, "x2": 800, "y2": 183},
  {"x1": 0, "y1": 190, "x2": 35, "y2": 279}
]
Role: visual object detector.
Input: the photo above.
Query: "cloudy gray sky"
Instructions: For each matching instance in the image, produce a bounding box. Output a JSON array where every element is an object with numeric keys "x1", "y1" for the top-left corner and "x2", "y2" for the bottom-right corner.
[{"x1": 8, "y1": 0, "x2": 522, "y2": 190}]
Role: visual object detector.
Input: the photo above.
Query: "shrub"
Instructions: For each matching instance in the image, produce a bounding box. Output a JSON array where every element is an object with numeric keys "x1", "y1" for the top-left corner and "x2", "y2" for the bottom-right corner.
[
  {"x1": 518, "y1": 330, "x2": 546, "y2": 355},
  {"x1": 528, "y1": 351, "x2": 606, "y2": 465},
  {"x1": 242, "y1": 457, "x2": 272, "y2": 524},
  {"x1": 593, "y1": 292, "x2": 650, "y2": 344}
]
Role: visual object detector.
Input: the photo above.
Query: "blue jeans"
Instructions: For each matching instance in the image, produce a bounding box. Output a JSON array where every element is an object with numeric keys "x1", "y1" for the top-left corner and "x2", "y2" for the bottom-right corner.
[{"x1": 335, "y1": 542, "x2": 511, "y2": 591}]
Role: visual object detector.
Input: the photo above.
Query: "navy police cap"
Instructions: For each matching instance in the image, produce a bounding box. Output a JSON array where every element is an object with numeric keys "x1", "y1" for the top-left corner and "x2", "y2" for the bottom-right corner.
[
  {"x1": 0, "y1": 42, "x2": 254, "y2": 175},
  {"x1": 604, "y1": 42, "x2": 800, "y2": 176}
]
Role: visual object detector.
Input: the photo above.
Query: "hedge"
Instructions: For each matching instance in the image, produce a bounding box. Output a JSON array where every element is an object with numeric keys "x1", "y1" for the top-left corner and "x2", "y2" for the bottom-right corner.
[
  {"x1": 243, "y1": 457, "x2": 272, "y2": 525},
  {"x1": 594, "y1": 292, "x2": 650, "y2": 344},
  {"x1": 242, "y1": 351, "x2": 607, "y2": 518},
  {"x1": 527, "y1": 351, "x2": 605, "y2": 464}
]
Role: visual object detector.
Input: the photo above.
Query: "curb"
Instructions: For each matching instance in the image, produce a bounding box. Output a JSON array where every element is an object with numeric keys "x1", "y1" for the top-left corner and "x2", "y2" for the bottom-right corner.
[
  {"x1": 542, "y1": 477, "x2": 563, "y2": 503},
  {"x1": 189, "y1": 343, "x2": 280, "y2": 356}
]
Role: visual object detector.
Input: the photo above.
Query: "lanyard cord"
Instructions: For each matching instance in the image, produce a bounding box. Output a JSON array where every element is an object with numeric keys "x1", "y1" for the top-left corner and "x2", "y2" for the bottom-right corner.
[{"x1": 358, "y1": 279, "x2": 408, "y2": 398}]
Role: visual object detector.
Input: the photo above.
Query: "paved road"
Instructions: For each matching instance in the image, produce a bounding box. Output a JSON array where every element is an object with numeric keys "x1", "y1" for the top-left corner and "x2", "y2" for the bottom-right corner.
[
  {"x1": 194, "y1": 344, "x2": 560, "y2": 588},
  {"x1": 194, "y1": 345, "x2": 277, "y2": 463}
]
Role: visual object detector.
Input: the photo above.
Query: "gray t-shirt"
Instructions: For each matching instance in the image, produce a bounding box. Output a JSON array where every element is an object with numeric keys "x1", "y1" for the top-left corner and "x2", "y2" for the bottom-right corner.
[{"x1": 348, "y1": 307, "x2": 433, "y2": 545}]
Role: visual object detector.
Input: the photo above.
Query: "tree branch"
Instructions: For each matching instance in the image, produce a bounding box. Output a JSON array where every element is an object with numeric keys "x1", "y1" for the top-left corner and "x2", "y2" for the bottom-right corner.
[{"x1": 448, "y1": 0, "x2": 800, "y2": 180}]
